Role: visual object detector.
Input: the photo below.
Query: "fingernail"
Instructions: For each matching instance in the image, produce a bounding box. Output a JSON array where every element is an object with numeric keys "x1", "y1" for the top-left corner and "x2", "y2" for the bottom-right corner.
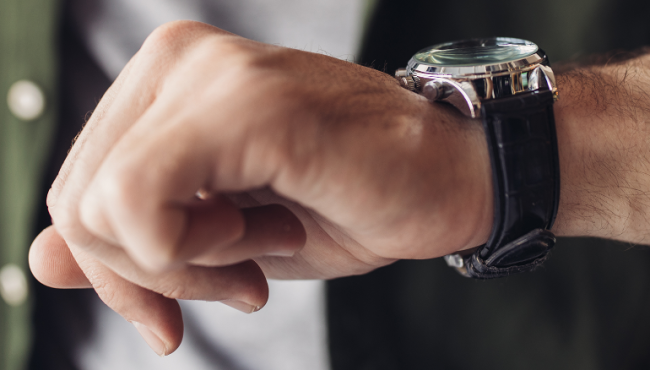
[
  {"x1": 265, "y1": 249, "x2": 296, "y2": 257},
  {"x1": 221, "y1": 299, "x2": 261, "y2": 314},
  {"x1": 195, "y1": 188, "x2": 213, "y2": 200},
  {"x1": 132, "y1": 321, "x2": 168, "y2": 357}
]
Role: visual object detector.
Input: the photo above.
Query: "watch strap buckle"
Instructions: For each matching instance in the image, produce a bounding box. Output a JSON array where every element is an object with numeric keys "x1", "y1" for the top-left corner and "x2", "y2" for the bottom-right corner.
[{"x1": 445, "y1": 228, "x2": 556, "y2": 279}]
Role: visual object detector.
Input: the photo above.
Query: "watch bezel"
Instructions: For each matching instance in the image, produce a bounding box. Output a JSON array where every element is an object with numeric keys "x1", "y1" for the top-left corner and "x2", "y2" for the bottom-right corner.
[
  {"x1": 407, "y1": 52, "x2": 545, "y2": 79},
  {"x1": 407, "y1": 37, "x2": 544, "y2": 79}
]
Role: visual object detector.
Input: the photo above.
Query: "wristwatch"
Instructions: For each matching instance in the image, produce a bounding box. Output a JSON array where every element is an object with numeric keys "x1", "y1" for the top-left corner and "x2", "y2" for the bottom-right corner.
[{"x1": 395, "y1": 37, "x2": 560, "y2": 279}]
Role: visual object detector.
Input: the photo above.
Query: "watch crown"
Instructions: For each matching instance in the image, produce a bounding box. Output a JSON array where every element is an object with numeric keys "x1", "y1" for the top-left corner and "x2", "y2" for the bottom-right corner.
[
  {"x1": 394, "y1": 68, "x2": 407, "y2": 78},
  {"x1": 398, "y1": 76, "x2": 419, "y2": 92}
]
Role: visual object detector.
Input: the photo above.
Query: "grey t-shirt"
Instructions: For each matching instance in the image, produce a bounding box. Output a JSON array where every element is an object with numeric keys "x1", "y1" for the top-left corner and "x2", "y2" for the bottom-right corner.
[
  {"x1": 71, "y1": 0, "x2": 365, "y2": 79},
  {"x1": 67, "y1": 0, "x2": 365, "y2": 369}
]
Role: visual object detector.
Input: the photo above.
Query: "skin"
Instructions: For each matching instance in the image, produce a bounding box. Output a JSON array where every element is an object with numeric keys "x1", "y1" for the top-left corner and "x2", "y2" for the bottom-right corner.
[{"x1": 28, "y1": 21, "x2": 650, "y2": 355}]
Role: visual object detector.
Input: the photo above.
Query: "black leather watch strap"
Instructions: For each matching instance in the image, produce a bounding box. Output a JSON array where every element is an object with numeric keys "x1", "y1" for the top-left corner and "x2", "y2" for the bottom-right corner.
[{"x1": 453, "y1": 90, "x2": 560, "y2": 279}]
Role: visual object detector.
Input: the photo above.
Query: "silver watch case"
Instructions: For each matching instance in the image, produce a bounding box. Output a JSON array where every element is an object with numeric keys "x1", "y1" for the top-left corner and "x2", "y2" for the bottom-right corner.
[{"x1": 395, "y1": 45, "x2": 558, "y2": 118}]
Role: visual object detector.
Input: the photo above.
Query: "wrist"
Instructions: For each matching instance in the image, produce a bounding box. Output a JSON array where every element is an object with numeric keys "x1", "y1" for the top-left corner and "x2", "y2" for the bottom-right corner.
[{"x1": 552, "y1": 56, "x2": 650, "y2": 243}]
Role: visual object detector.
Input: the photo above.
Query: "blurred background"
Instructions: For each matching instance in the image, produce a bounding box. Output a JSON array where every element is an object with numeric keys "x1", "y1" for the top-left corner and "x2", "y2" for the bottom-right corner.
[{"x1": 1, "y1": 0, "x2": 650, "y2": 369}]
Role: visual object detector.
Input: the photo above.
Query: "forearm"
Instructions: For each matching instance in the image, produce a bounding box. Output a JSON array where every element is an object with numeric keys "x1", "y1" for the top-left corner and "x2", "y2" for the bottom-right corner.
[{"x1": 552, "y1": 52, "x2": 650, "y2": 244}]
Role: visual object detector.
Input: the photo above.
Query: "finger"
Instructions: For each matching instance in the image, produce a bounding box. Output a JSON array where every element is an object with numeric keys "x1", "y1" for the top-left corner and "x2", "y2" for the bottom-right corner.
[
  {"x1": 47, "y1": 53, "x2": 138, "y2": 211},
  {"x1": 67, "y1": 245, "x2": 184, "y2": 357},
  {"x1": 80, "y1": 192, "x2": 247, "y2": 271},
  {"x1": 28, "y1": 225, "x2": 271, "y2": 304},
  {"x1": 29, "y1": 225, "x2": 268, "y2": 355},
  {"x1": 189, "y1": 204, "x2": 306, "y2": 266},
  {"x1": 48, "y1": 22, "x2": 230, "y2": 209},
  {"x1": 29, "y1": 226, "x2": 91, "y2": 289},
  {"x1": 47, "y1": 50, "x2": 160, "y2": 255},
  {"x1": 55, "y1": 221, "x2": 270, "y2": 309},
  {"x1": 72, "y1": 33, "x2": 298, "y2": 270},
  {"x1": 47, "y1": 22, "x2": 231, "y2": 264},
  {"x1": 74, "y1": 79, "x2": 281, "y2": 271},
  {"x1": 170, "y1": 195, "x2": 246, "y2": 263}
]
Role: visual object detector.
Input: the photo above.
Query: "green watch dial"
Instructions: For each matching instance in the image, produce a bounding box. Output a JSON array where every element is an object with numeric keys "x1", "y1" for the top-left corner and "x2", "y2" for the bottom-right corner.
[{"x1": 414, "y1": 37, "x2": 538, "y2": 67}]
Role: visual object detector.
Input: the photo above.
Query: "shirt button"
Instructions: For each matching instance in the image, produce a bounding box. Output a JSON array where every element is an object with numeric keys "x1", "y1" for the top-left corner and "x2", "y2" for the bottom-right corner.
[
  {"x1": 0, "y1": 264, "x2": 28, "y2": 306},
  {"x1": 7, "y1": 80, "x2": 46, "y2": 121}
]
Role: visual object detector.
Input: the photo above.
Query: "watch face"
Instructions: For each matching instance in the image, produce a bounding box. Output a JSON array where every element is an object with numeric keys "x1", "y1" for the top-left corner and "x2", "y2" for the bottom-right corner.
[{"x1": 414, "y1": 38, "x2": 538, "y2": 67}]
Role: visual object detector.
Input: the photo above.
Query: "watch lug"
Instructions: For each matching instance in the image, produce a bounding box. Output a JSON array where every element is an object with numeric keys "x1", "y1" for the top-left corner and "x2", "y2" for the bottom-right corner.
[
  {"x1": 530, "y1": 65, "x2": 559, "y2": 101},
  {"x1": 539, "y1": 65, "x2": 559, "y2": 101},
  {"x1": 432, "y1": 79, "x2": 481, "y2": 118}
]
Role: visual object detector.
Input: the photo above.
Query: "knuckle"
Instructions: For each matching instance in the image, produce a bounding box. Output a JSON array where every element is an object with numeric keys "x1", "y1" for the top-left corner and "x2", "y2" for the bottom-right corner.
[
  {"x1": 143, "y1": 20, "x2": 201, "y2": 51},
  {"x1": 141, "y1": 21, "x2": 227, "y2": 59},
  {"x1": 78, "y1": 192, "x2": 116, "y2": 244},
  {"x1": 98, "y1": 167, "x2": 144, "y2": 214},
  {"x1": 46, "y1": 178, "x2": 65, "y2": 209},
  {"x1": 49, "y1": 204, "x2": 86, "y2": 247}
]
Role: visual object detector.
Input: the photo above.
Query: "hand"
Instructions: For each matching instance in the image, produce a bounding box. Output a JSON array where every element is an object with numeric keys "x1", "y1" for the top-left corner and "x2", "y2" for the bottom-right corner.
[
  {"x1": 30, "y1": 20, "x2": 495, "y2": 354},
  {"x1": 30, "y1": 18, "x2": 650, "y2": 354},
  {"x1": 40, "y1": 23, "x2": 650, "y2": 357}
]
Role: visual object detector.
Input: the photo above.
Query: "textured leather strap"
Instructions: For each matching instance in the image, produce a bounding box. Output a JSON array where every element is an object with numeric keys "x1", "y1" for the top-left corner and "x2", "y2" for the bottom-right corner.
[{"x1": 459, "y1": 90, "x2": 560, "y2": 279}]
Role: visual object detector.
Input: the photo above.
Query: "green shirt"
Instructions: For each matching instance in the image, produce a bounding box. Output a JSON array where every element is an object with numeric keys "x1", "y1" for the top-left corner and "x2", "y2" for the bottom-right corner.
[{"x1": 0, "y1": 1, "x2": 60, "y2": 369}]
